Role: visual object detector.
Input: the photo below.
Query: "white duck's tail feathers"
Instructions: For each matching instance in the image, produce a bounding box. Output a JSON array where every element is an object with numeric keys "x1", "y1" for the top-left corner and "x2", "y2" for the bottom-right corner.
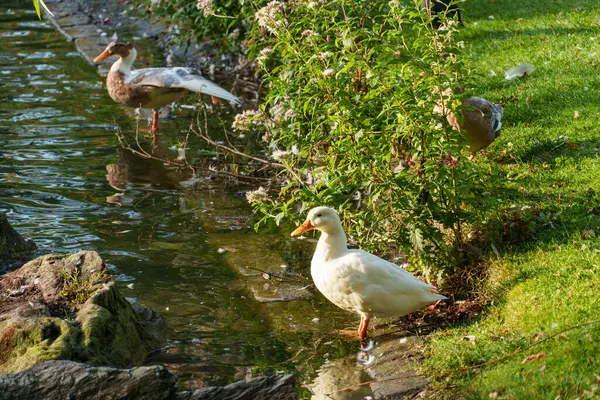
[
  {"x1": 421, "y1": 284, "x2": 447, "y2": 302},
  {"x1": 429, "y1": 292, "x2": 448, "y2": 301},
  {"x1": 173, "y1": 77, "x2": 242, "y2": 106}
]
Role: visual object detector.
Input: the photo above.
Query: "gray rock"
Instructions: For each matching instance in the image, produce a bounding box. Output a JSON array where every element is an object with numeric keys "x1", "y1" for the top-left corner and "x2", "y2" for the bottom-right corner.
[
  {"x1": 0, "y1": 213, "x2": 36, "y2": 266},
  {"x1": 0, "y1": 360, "x2": 296, "y2": 400},
  {"x1": 177, "y1": 374, "x2": 296, "y2": 400},
  {"x1": 0, "y1": 360, "x2": 177, "y2": 400}
]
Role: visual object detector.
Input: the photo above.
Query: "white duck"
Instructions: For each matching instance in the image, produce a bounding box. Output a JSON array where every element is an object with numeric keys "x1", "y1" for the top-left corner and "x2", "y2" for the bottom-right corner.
[
  {"x1": 291, "y1": 207, "x2": 446, "y2": 344},
  {"x1": 93, "y1": 41, "x2": 241, "y2": 144}
]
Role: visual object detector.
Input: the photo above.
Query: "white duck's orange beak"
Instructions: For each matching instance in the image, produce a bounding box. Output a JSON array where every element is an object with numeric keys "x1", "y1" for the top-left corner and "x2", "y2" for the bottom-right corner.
[
  {"x1": 93, "y1": 49, "x2": 112, "y2": 63},
  {"x1": 291, "y1": 219, "x2": 314, "y2": 237}
]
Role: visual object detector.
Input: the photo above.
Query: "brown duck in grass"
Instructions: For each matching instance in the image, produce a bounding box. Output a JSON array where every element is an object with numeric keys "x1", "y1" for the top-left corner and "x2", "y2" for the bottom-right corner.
[
  {"x1": 452, "y1": 97, "x2": 504, "y2": 158},
  {"x1": 436, "y1": 95, "x2": 504, "y2": 158},
  {"x1": 94, "y1": 41, "x2": 241, "y2": 144}
]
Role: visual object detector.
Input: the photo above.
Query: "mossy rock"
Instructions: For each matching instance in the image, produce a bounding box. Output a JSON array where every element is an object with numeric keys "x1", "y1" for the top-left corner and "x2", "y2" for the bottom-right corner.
[
  {"x1": 0, "y1": 251, "x2": 166, "y2": 373},
  {"x1": 0, "y1": 317, "x2": 81, "y2": 373}
]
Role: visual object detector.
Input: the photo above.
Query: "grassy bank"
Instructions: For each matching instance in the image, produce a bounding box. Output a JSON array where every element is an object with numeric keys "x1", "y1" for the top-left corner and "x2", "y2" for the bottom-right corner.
[{"x1": 424, "y1": 0, "x2": 600, "y2": 398}]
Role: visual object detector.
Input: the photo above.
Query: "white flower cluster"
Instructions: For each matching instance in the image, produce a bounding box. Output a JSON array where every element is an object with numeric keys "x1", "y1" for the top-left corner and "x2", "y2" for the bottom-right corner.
[
  {"x1": 232, "y1": 109, "x2": 262, "y2": 131},
  {"x1": 271, "y1": 145, "x2": 300, "y2": 162},
  {"x1": 245, "y1": 187, "x2": 269, "y2": 204},
  {"x1": 256, "y1": 47, "x2": 273, "y2": 65},
  {"x1": 271, "y1": 150, "x2": 292, "y2": 161},
  {"x1": 301, "y1": 29, "x2": 315, "y2": 38},
  {"x1": 255, "y1": 1, "x2": 285, "y2": 35},
  {"x1": 270, "y1": 102, "x2": 294, "y2": 123},
  {"x1": 196, "y1": 0, "x2": 214, "y2": 16},
  {"x1": 322, "y1": 68, "x2": 334, "y2": 77}
]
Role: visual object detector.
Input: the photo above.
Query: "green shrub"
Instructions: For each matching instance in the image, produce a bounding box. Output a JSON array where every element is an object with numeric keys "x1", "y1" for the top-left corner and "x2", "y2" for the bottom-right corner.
[
  {"x1": 141, "y1": 0, "x2": 264, "y2": 50},
  {"x1": 240, "y1": 0, "x2": 497, "y2": 277}
]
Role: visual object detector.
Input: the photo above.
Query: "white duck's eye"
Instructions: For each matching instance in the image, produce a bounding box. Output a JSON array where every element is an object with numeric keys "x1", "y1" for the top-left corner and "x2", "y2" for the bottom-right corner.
[{"x1": 316, "y1": 213, "x2": 322, "y2": 217}]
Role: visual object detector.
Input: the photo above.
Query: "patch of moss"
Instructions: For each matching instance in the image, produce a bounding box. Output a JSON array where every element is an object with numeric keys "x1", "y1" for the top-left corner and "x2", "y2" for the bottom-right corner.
[{"x1": 0, "y1": 318, "x2": 81, "y2": 374}]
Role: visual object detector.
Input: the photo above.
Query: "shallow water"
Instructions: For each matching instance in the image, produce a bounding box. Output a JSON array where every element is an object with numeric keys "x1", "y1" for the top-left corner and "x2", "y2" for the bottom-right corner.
[{"x1": 0, "y1": 0, "x2": 366, "y2": 394}]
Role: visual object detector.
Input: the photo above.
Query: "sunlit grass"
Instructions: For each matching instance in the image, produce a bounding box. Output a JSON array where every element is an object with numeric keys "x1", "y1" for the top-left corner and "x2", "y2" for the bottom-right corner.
[{"x1": 423, "y1": 0, "x2": 600, "y2": 398}]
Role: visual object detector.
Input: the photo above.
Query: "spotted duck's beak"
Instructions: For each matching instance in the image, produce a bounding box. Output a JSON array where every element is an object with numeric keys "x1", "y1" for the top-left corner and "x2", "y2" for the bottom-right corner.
[
  {"x1": 93, "y1": 49, "x2": 112, "y2": 63},
  {"x1": 291, "y1": 220, "x2": 314, "y2": 237}
]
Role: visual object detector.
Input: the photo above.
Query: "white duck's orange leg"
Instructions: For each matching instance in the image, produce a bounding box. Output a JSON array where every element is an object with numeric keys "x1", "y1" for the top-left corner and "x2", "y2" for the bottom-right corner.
[
  {"x1": 357, "y1": 316, "x2": 375, "y2": 364},
  {"x1": 358, "y1": 316, "x2": 369, "y2": 345}
]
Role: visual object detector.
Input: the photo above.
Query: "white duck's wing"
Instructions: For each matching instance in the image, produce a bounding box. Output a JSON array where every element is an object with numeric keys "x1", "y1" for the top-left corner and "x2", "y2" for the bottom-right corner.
[
  {"x1": 346, "y1": 250, "x2": 439, "y2": 290},
  {"x1": 127, "y1": 67, "x2": 241, "y2": 105},
  {"x1": 329, "y1": 250, "x2": 446, "y2": 318}
]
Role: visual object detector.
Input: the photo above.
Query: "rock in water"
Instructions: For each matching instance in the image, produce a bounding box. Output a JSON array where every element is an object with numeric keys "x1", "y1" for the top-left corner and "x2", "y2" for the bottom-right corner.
[
  {"x1": 0, "y1": 213, "x2": 36, "y2": 268},
  {"x1": 176, "y1": 374, "x2": 296, "y2": 400},
  {"x1": 0, "y1": 251, "x2": 167, "y2": 373},
  {"x1": 0, "y1": 360, "x2": 296, "y2": 400},
  {"x1": 0, "y1": 360, "x2": 177, "y2": 400}
]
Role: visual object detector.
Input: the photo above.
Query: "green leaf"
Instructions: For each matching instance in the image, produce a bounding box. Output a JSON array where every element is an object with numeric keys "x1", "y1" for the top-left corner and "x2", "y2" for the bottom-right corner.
[
  {"x1": 33, "y1": 0, "x2": 41, "y2": 19},
  {"x1": 274, "y1": 212, "x2": 285, "y2": 227},
  {"x1": 410, "y1": 227, "x2": 424, "y2": 253}
]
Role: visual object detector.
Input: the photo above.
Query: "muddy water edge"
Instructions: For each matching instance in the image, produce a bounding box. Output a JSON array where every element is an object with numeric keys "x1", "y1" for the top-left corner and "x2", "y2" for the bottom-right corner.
[{"x1": 0, "y1": 0, "x2": 380, "y2": 396}]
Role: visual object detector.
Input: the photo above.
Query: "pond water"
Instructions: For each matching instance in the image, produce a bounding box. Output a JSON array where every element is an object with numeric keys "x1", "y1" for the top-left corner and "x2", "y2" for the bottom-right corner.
[{"x1": 0, "y1": 0, "x2": 368, "y2": 396}]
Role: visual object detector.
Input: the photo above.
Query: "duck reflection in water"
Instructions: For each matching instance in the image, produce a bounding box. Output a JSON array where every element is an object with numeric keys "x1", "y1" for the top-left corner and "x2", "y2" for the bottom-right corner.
[{"x1": 105, "y1": 148, "x2": 181, "y2": 206}]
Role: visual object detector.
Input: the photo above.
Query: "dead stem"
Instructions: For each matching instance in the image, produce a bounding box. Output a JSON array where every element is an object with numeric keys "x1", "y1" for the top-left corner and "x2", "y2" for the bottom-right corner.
[
  {"x1": 114, "y1": 125, "x2": 273, "y2": 182},
  {"x1": 244, "y1": 265, "x2": 310, "y2": 282},
  {"x1": 191, "y1": 105, "x2": 286, "y2": 168}
]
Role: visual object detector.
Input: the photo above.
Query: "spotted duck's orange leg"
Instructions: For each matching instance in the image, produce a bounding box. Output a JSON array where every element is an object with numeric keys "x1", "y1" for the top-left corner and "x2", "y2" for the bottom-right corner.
[{"x1": 151, "y1": 109, "x2": 159, "y2": 145}]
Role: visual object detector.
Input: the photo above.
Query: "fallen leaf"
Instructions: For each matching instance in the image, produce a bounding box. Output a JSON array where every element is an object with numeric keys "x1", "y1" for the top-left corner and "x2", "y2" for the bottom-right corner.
[
  {"x1": 463, "y1": 335, "x2": 477, "y2": 345},
  {"x1": 595, "y1": 373, "x2": 600, "y2": 384},
  {"x1": 583, "y1": 229, "x2": 596, "y2": 239},
  {"x1": 567, "y1": 143, "x2": 577, "y2": 148},
  {"x1": 522, "y1": 353, "x2": 547, "y2": 364},
  {"x1": 574, "y1": 111, "x2": 580, "y2": 119},
  {"x1": 489, "y1": 392, "x2": 499, "y2": 399},
  {"x1": 550, "y1": 181, "x2": 569, "y2": 188},
  {"x1": 531, "y1": 332, "x2": 544, "y2": 341}
]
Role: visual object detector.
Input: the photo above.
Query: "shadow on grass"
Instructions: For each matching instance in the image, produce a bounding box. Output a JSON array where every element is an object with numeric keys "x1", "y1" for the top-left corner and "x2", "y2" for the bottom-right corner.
[
  {"x1": 511, "y1": 138, "x2": 600, "y2": 163},
  {"x1": 463, "y1": 0, "x2": 599, "y2": 21},
  {"x1": 461, "y1": 26, "x2": 598, "y2": 42}
]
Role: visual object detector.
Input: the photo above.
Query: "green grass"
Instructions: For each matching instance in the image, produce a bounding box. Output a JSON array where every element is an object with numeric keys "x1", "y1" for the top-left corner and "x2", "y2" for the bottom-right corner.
[{"x1": 423, "y1": 0, "x2": 600, "y2": 398}]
